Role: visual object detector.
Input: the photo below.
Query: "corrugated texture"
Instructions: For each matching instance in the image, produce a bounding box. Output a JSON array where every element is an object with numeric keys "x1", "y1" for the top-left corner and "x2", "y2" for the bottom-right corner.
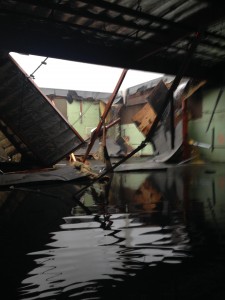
[
  {"x1": 0, "y1": 53, "x2": 84, "y2": 167},
  {"x1": 0, "y1": 1, "x2": 224, "y2": 83}
]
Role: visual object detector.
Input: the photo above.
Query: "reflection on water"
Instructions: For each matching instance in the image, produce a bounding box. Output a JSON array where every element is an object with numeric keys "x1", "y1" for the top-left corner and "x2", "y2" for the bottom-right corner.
[{"x1": 1, "y1": 164, "x2": 225, "y2": 299}]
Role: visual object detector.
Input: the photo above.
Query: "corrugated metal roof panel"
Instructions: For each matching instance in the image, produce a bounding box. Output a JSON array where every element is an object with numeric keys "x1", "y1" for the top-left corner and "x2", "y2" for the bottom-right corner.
[
  {"x1": 0, "y1": 53, "x2": 84, "y2": 167},
  {"x1": 0, "y1": 1, "x2": 224, "y2": 83}
]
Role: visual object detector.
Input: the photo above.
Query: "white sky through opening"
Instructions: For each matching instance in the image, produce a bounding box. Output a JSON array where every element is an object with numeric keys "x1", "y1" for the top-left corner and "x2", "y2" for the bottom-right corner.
[{"x1": 10, "y1": 52, "x2": 163, "y2": 93}]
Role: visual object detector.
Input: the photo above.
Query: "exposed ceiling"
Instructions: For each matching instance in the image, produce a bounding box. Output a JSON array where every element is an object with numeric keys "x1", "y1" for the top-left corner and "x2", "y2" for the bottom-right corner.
[{"x1": 0, "y1": 0, "x2": 225, "y2": 84}]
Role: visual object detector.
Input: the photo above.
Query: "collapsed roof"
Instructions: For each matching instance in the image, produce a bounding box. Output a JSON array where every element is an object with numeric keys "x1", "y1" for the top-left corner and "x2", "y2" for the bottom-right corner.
[
  {"x1": 0, "y1": 53, "x2": 84, "y2": 167},
  {"x1": 0, "y1": 0, "x2": 225, "y2": 84},
  {"x1": 0, "y1": 1, "x2": 225, "y2": 169},
  {"x1": 41, "y1": 88, "x2": 122, "y2": 104}
]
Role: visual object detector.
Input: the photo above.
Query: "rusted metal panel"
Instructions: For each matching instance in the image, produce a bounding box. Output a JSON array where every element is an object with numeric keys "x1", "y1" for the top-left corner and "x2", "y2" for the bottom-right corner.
[
  {"x1": 131, "y1": 80, "x2": 168, "y2": 138},
  {"x1": 132, "y1": 103, "x2": 157, "y2": 136},
  {"x1": 125, "y1": 90, "x2": 149, "y2": 106}
]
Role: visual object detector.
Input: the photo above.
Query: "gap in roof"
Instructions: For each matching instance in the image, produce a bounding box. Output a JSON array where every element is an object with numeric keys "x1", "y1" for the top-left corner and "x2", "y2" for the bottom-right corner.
[{"x1": 10, "y1": 52, "x2": 163, "y2": 93}]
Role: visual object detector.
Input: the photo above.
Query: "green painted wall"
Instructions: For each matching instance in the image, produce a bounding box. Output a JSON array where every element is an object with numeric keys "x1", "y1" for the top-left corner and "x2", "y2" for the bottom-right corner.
[
  {"x1": 189, "y1": 87, "x2": 225, "y2": 162},
  {"x1": 67, "y1": 100, "x2": 100, "y2": 140},
  {"x1": 121, "y1": 123, "x2": 153, "y2": 156},
  {"x1": 67, "y1": 100, "x2": 153, "y2": 155},
  {"x1": 53, "y1": 94, "x2": 153, "y2": 155}
]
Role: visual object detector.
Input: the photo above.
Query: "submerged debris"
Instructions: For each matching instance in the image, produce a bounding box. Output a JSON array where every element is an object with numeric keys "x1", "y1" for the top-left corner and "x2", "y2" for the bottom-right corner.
[{"x1": 71, "y1": 160, "x2": 110, "y2": 182}]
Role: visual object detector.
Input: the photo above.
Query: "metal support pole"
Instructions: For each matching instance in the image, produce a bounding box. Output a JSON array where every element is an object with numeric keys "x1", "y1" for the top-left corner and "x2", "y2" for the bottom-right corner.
[
  {"x1": 82, "y1": 69, "x2": 127, "y2": 162},
  {"x1": 206, "y1": 87, "x2": 224, "y2": 133},
  {"x1": 74, "y1": 31, "x2": 203, "y2": 198},
  {"x1": 170, "y1": 94, "x2": 175, "y2": 149}
]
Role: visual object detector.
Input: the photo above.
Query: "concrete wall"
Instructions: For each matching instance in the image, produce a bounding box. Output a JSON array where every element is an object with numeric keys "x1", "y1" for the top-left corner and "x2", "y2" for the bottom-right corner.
[{"x1": 188, "y1": 87, "x2": 225, "y2": 162}]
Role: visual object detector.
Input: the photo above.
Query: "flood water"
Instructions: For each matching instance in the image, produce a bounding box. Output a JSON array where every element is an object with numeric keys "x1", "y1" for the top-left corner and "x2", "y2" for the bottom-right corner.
[{"x1": 1, "y1": 163, "x2": 225, "y2": 299}]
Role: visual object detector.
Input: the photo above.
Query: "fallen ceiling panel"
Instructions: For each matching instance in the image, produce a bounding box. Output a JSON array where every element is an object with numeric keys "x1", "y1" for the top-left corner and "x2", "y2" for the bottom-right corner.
[{"x1": 0, "y1": 53, "x2": 84, "y2": 167}]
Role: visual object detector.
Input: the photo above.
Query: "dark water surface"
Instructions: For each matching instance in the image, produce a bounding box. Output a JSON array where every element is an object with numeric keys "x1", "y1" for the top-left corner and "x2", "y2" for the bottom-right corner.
[{"x1": 1, "y1": 163, "x2": 225, "y2": 299}]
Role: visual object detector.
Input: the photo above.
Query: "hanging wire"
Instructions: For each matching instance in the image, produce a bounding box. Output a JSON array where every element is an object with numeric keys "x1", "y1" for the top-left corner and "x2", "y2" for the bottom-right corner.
[
  {"x1": 29, "y1": 57, "x2": 48, "y2": 79},
  {"x1": 136, "y1": 0, "x2": 142, "y2": 12},
  {"x1": 48, "y1": 0, "x2": 63, "y2": 18},
  {"x1": 126, "y1": 0, "x2": 142, "y2": 40},
  {"x1": 135, "y1": 0, "x2": 142, "y2": 39}
]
